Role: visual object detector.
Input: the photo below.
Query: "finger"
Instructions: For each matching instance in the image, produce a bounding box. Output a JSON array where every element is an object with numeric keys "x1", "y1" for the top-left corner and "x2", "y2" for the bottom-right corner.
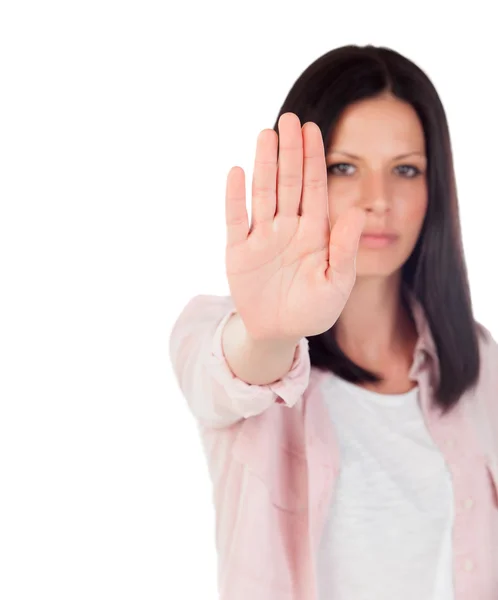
[
  {"x1": 275, "y1": 112, "x2": 303, "y2": 217},
  {"x1": 327, "y1": 207, "x2": 367, "y2": 278},
  {"x1": 225, "y1": 166, "x2": 249, "y2": 246},
  {"x1": 250, "y1": 128, "x2": 278, "y2": 228},
  {"x1": 300, "y1": 121, "x2": 329, "y2": 221}
]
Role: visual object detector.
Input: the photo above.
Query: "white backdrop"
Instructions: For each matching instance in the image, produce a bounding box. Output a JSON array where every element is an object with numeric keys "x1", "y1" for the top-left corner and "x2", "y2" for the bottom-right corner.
[{"x1": 0, "y1": 1, "x2": 496, "y2": 599}]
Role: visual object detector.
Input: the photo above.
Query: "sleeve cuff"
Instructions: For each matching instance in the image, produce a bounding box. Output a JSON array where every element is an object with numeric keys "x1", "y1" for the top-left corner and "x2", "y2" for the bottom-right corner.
[{"x1": 207, "y1": 308, "x2": 311, "y2": 413}]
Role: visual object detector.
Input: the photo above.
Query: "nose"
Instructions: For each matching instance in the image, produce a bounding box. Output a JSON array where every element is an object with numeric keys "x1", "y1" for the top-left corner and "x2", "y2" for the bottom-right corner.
[{"x1": 361, "y1": 171, "x2": 391, "y2": 214}]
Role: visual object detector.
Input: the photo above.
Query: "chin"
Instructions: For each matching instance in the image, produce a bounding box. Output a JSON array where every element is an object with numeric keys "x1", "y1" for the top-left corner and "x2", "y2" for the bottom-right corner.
[
  {"x1": 355, "y1": 256, "x2": 405, "y2": 278},
  {"x1": 355, "y1": 243, "x2": 413, "y2": 276}
]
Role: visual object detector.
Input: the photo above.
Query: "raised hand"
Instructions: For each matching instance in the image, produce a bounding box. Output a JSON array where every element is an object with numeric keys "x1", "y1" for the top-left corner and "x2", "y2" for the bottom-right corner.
[{"x1": 224, "y1": 112, "x2": 366, "y2": 343}]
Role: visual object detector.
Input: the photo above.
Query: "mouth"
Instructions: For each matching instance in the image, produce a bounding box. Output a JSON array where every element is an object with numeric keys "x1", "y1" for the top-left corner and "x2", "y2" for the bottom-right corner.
[{"x1": 360, "y1": 234, "x2": 399, "y2": 248}]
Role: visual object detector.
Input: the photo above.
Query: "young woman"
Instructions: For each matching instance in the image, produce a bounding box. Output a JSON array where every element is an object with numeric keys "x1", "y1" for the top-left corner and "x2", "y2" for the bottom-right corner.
[{"x1": 169, "y1": 44, "x2": 498, "y2": 600}]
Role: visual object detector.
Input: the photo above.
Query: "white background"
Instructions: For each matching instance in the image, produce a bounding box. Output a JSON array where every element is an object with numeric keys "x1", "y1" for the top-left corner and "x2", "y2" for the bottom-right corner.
[{"x1": 0, "y1": 1, "x2": 496, "y2": 599}]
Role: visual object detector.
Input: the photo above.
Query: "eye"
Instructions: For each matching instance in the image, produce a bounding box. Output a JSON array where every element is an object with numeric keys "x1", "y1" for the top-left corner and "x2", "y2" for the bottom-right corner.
[
  {"x1": 396, "y1": 164, "x2": 422, "y2": 178},
  {"x1": 326, "y1": 163, "x2": 423, "y2": 178},
  {"x1": 326, "y1": 162, "x2": 355, "y2": 175}
]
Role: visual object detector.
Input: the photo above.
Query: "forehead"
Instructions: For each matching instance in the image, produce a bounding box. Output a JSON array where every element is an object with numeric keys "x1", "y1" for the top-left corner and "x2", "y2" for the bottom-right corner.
[{"x1": 327, "y1": 96, "x2": 425, "y2": 152}]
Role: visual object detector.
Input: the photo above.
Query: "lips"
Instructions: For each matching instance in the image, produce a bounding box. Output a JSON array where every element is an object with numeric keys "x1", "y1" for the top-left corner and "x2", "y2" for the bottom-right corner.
[
  {"x1": 360, "y1": 233, "x2": 399, "y2": 248},
  {"x1": 361, "y1": 232, "x2": 398, "y2": 239}
]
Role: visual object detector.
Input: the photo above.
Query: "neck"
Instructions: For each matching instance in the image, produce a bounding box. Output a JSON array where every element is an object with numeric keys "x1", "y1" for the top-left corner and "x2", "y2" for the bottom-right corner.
[{"x1": 334, "y1": 272, "x2": 417, "y2": 368}]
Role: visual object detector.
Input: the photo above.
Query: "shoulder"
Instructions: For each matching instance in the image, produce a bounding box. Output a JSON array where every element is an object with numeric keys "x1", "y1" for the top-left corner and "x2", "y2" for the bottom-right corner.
[
  {"x1": 475, "y1": 320, "x2": 498, "y2": 377},
  {"x1": 472, "y1": 320, "x2": 498, "y2": 431}
]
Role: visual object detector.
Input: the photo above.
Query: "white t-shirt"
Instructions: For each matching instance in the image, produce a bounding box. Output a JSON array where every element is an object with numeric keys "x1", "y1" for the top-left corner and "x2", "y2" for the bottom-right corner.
[{"x1": 316, "y1": 374, "x2": 455, "y2": 600}]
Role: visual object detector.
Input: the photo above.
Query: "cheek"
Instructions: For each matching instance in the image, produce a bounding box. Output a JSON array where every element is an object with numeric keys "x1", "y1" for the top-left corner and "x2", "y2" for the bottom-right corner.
[{"x1": 400, "y1": 196, "x2": 428, "y2": 235}]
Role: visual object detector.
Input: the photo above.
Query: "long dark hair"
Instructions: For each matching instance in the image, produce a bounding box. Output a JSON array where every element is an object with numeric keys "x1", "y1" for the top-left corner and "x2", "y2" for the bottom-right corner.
[{"x1": 271, "y1": 44, "x2": 483, "y2": 415}]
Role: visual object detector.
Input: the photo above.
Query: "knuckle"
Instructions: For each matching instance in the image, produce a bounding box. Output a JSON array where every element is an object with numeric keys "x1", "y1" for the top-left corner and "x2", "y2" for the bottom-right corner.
[
  {"x1": 278, "y1": 172, "x2": 302, "y2": 187},
  {"x1": 254, "y1": 157, "x2": 276, "y2": 167},
  {"x1": 252, "y1": 184, "x2": 274, "y2": 196},
  {"x1": 303, "y1": 177, "x2": 326, "y2": 191},
  {"x1": 227, "y1": 216, "x2": 248, "y2": 226}
]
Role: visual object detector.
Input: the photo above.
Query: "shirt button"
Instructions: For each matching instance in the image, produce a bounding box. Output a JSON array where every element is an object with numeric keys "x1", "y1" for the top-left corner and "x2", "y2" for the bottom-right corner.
[
  {"x1": 463, "y1": 559, "x2": 474, "y2": 572},
  {"x1": 446, "y1": 440, "x2": 455, "y2": 450},
  {"x1": 463, "y1": 497, "x2": 474, "y2": 510}
]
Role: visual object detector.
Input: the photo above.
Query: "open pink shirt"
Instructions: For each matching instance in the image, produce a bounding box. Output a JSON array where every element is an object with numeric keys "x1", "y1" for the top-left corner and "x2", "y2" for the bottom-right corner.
[{"x1": 169, "y1": 291, "x2": 498, "y2": 599}]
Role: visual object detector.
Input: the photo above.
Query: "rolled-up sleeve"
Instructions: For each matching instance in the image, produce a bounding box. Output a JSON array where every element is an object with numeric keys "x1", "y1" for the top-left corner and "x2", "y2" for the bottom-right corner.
[{"x1": 169, "y1": 294, "x2": 311, "y2": 429}]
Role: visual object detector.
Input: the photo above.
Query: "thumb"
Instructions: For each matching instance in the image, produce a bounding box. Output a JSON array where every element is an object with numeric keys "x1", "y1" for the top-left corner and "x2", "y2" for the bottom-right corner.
[{"x1": 327, "y1": 207, "x2": 367, "y2": 278}]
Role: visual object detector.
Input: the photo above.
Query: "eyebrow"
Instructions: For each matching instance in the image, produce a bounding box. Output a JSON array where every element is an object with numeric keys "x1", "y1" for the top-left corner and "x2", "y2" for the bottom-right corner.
[{"x1": 328, "y1": 150, "x2": 426, "y2": 160}]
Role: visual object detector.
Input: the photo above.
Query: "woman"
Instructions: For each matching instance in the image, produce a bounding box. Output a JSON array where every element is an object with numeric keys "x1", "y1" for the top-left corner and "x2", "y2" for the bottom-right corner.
[{"x1": 169, "y1": 44, "x2": 498, "y2": 600}]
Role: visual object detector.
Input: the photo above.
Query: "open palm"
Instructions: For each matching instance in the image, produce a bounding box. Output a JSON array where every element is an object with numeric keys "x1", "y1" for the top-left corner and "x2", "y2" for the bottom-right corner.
[{"x1": 225, "y1": 112, "x2": 367, "y2": 343}]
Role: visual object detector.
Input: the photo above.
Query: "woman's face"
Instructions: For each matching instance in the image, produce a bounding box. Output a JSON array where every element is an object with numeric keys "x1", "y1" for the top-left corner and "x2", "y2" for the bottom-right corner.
[{"x1": 326, "y1": 93, "x2": 428, "y2": 278}]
